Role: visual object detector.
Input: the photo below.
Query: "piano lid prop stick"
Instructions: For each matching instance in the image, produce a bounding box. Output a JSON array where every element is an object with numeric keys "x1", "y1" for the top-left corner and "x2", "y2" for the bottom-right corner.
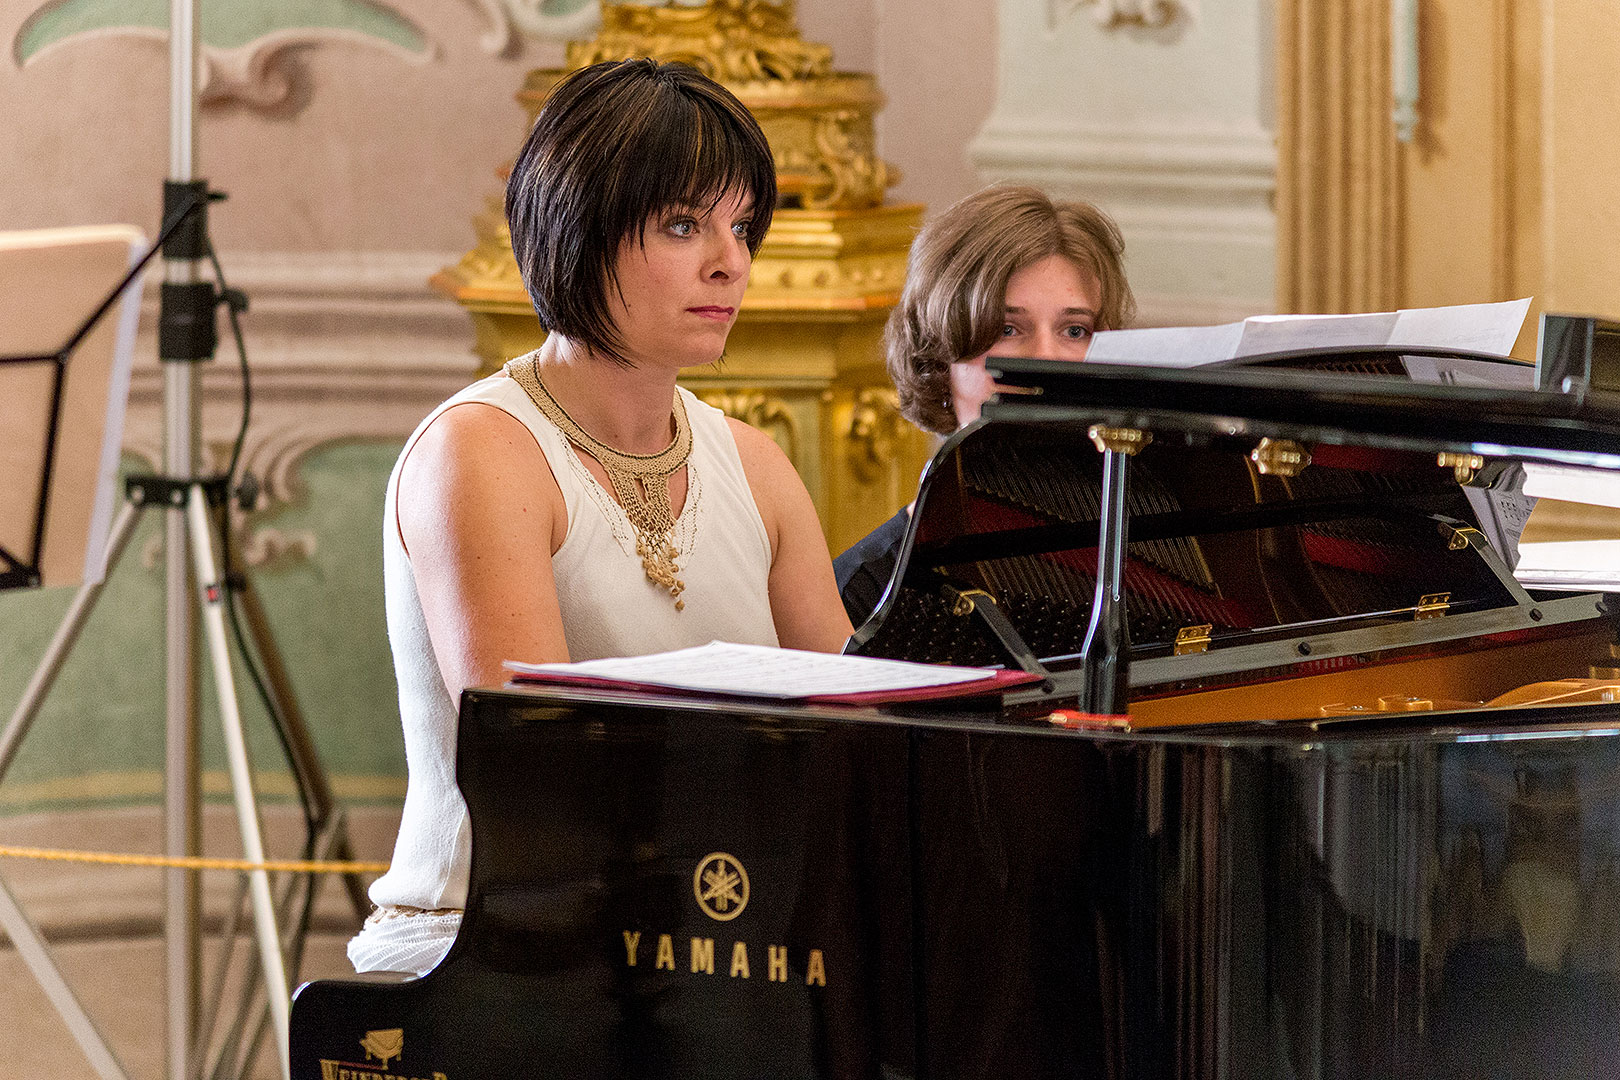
[{"x1": 1077, "y1": 425, "x2": 1149, "y2": 715}]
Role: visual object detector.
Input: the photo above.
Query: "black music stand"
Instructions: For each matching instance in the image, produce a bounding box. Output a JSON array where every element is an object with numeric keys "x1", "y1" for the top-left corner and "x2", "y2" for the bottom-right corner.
[{"x1": 0, "y1": 212, "x2": 365, "y2": 1079}]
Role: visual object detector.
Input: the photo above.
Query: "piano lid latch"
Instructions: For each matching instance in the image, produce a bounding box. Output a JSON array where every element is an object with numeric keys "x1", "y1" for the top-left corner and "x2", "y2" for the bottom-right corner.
[
  {"x1": 1173, "y1": 624, "x2": 1213, "y2": 655},
  {"x1": 1415, "y1": 592, "x2": 1452, "y2": 620}
]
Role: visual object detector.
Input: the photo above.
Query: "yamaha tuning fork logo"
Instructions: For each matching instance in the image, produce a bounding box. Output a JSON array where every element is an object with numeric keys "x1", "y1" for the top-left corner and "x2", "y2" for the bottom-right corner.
[
  {"x1": 693, "y1": 851, "x2": 750, "y2": 920},
  {"x1": 618, "y1": 850, "x2": 826, "y2": 987}
]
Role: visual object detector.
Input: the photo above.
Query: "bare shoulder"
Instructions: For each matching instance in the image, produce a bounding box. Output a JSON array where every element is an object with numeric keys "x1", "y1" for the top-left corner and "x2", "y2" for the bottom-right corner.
[
  {"x1": 398, "y1": 399, "x2": 565, "y2": 554},
  {"x1": 725, "y1": 415, "x2": 796, "y2": 482},
  {"x1": 411, "y1": 400, "x2": 540, "y2": 466}
]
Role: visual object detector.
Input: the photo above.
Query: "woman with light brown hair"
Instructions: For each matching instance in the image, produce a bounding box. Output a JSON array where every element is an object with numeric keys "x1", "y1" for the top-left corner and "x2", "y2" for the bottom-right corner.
[{"x1": 835, "y1": 184, "x2": 1136, "y2": 625}]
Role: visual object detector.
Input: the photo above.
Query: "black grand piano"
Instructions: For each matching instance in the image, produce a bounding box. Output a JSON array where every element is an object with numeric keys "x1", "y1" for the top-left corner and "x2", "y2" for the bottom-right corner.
[{"x1": 292, "y1": 346, "x2": 1620, "y2": 1080}]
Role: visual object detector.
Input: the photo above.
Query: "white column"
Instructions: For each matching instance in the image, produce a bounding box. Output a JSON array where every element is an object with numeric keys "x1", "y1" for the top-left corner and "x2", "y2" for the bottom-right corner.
[{"x1": 970, "y1": 0, "x2": 1276, "y2": 326}]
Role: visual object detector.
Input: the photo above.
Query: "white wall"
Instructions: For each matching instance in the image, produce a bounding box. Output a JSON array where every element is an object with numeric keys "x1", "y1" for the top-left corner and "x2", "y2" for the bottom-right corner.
[{"x1": 971, "y1": 0, "x2": 1277, "y2": 326}]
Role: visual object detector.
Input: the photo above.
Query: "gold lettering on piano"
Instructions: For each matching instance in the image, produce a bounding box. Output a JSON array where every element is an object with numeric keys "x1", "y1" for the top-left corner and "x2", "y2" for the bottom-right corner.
[
  {"x1": 619, "y1": 933, "x2": 825, "y2": 987},
  {"x1": 769, "y1": 944, "x2": 789, "y2": 982},
  {"x1": 691, "y1": 937, "x2": 715, "y2": 974},
  {"x1": 319, "y1": 1033, "x2": 448, "y2": 1080},
  {"x1": 317, "y1": 1065, "x2": 447, "y2": 1080}
]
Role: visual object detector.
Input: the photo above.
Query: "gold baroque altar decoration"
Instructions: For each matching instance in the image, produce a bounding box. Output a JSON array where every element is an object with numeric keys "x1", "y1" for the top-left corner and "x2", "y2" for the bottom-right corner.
[{"x1": 430, "y1": 0, "x2": 931, "y2": 554}]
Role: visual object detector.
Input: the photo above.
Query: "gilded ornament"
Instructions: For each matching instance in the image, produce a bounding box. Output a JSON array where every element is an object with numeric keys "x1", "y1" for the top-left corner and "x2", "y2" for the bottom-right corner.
[
  {"x1": 847, "y1": 388, "x2": 904, "y2": 483},
  {"x1": 697, "y1": 390, "x2": 800, "y2": 460},
  {"x1": 569, "y1": 0, "x2": 831, "y2": 82},
  {"x1": 520, "y1": 1, "x2": 897, "y2": 211}
]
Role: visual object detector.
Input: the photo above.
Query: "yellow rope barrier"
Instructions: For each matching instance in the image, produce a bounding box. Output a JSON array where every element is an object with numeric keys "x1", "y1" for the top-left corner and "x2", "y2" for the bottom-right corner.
[{"x1": 0, "y1": 844, "x2": 388, "y2": 875}]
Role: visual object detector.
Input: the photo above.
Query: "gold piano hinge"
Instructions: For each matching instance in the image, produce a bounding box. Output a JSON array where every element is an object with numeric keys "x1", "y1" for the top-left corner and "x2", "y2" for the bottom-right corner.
[
  {"x1": 1250, "y1": 438, "x2": 1311, "y2": 477},
  {"x1": 1087, "y1": 425, "x2": 1152, "y2": 456},
  {"x1": 1173, "y1": 624, "x2": 1213, "y2": 655},
  {"x1": 1443, "y1": 524, "x2": 1484, "y2": 551},
  {"x1": 1415, "y1": 592, "x2": 1452, "y2": 620},
  {"x1": 1437, "y1": 452, "x2": 1486, "y2": 485}
]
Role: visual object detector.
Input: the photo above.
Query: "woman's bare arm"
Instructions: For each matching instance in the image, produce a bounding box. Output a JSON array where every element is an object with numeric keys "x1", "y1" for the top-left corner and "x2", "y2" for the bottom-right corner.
[
  {"x1": 396, "y1": 402, "x2": 572, "y2": 704},
  {"x1": 727, "y1": 417, "x2": 854, "y2": 652}
]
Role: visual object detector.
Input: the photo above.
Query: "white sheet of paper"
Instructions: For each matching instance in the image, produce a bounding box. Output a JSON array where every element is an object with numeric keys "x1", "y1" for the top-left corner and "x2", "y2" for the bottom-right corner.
[
  {"x1": 505, "y1": 641, "x2": 1002, "y2": 699},
  {"x1": 1082, "y1": 322, "x2": 1245, "y2": 366},
  {"x1": 1085, "y1": 298, "x2": 1532, "y2": 369},
  {"x1": 1388, "y1": 297, "x2": 1531, "y2": 355},
  {"x1": 1235, "y1": 311, "x2": 1398, "y2": 356},
  {"x1": 1521, "y1": 463, "x2": 1620, "y2": 509}
]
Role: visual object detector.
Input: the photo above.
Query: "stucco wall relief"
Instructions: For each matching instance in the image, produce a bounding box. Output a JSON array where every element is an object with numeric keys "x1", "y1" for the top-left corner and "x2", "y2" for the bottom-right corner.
[
  {"x1": 1051, "y1": 0, "x2": 1198, "y2": 30},
  {"x1": 11, "y1": 0, "x2": 443, "y2": 108}
]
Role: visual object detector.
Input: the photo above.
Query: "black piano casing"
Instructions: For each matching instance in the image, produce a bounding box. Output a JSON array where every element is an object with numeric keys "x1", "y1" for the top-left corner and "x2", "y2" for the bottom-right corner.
[{"x1": 292, "y1": 688, "x2": 1620, "y2": 1080}]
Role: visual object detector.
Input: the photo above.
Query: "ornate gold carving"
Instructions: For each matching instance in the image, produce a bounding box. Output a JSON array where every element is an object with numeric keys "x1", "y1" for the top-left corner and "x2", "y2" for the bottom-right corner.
[
  {"x1": 847, "y1": 387, "x2": 904, "y2": 483},
  {"x1": 696, "y1": 390, "x2": 800, "y2": 460},
  {"x1": 519, "y1": 2, "x2": 896, "y2": 210},
  {"x1": 570, "y1": 0, "x2": 831, "y2": 81},
  {"x1": 808, "y1": 110, "x2": 894, "y2": 210},
  {"x1": 432, "y1": 196, "x2": 528, "y2": 302},
  {"x1": 1250, "y1": 437, "x2": 1311, "y2": 477},
  {"x1": 1087, "y1": 425, "x2": 1153, "y2": 455}
]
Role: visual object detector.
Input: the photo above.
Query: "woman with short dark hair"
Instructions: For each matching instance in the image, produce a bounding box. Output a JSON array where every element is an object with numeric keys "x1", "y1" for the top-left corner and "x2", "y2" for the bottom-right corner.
[
  {"x1": 837, "y1": 184, "x2": 1135, "y2": 626},
  {"x1": 350, "y1": 59, "x2": 851, "y2": 976}
]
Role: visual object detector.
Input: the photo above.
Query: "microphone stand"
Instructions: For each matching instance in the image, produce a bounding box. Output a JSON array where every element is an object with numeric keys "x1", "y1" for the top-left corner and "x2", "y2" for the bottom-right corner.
[{"x1": 157, "y1": 1, "x2": 291, "y2": 1073}]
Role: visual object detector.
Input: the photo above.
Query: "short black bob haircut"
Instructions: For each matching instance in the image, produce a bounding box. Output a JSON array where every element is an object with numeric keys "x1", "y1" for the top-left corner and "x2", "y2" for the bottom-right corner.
[{"x1": 505, "y1": 58, "x2": 777, "y2": 365}]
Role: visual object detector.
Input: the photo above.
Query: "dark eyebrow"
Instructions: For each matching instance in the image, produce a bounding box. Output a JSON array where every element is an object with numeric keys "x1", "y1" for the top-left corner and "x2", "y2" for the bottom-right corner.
[
  {"x1": 1003, "y1": 306, "x2": 1098, "y2": 317},
  {"x1": 669, "y1": 196, "x2": 756, "y2": 217}
]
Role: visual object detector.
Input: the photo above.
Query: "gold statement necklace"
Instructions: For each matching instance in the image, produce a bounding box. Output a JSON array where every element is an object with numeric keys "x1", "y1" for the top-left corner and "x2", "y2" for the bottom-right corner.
[{"x1": 506, "y1": 355, "x2": 692, "y2": 609}]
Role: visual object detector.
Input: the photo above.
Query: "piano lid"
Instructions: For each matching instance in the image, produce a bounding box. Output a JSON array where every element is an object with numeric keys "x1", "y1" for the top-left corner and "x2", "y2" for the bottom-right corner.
[
  {"x1": 987, "y1": 347, "x2": 1620, "y2": 470},
  {"x1": 845, "y1": 348, "x2": 1620, "y2": 702}
]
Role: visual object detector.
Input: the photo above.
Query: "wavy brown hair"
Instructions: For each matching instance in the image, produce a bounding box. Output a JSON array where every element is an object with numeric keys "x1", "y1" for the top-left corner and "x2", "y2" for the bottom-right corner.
[
  {"x1": 506, "y1": 59, "x2": 777, "y2": 366},
  {"x1": 886, "y1": 185, "x2": 1134, "y2": 434}
]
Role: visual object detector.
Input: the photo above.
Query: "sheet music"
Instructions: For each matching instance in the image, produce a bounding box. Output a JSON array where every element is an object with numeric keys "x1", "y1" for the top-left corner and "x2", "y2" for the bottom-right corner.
[
  {"x1": 505, "y1": 641, "x2": 1006, "y2": 699},
  {"x1": 1086, "y1": 298, "x2": 1532, "y2": 368}
]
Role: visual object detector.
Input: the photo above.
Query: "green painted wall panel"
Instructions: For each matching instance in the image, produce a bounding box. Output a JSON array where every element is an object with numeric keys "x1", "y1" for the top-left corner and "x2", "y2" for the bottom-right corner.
[
  {"x1": 0, "y1": 442, "x2": 406, "y2": 815},
  {"x1": 17, "y1": 0, "x2": 426, "y2": 63}
]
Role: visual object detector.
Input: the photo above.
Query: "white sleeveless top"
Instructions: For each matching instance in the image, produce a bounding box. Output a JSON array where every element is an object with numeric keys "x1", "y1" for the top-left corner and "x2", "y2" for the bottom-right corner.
[{"x1": 368, "y1": 362, "x2": 778, "y2": 913}]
